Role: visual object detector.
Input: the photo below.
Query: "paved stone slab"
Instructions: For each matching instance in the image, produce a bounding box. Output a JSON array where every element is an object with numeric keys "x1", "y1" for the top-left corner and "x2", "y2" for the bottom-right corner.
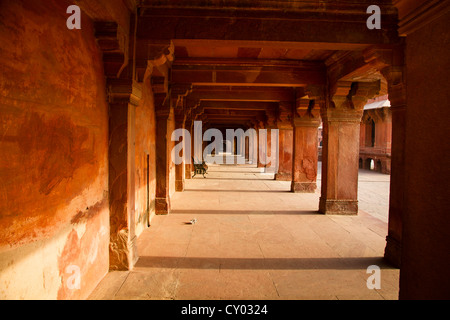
[{"x1": 89, "y1": 164, "x2": 399, "y2": 300}]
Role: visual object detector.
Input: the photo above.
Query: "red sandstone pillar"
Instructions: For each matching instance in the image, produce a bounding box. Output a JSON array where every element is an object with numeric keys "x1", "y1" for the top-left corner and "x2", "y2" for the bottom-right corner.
[
  {"x1": 250, "y1": 125, "x2": 258, "y2": 165},
  {"x1": 264, "y1": 125, "x2": 278, "y2": 173},
  {"x1": 381, "y1": 66, "x2": 406, "y2": 267},
  {"x1": 174, "y1": 107, "x2": 186, "y2": 191},
  {"x1": 274, "y1": 128, "x2": 293, "y2": 181},
  {"x1": 274, "y1": 102, "x2": 293, "y2": 181},
  {"x1": 291, "y1": 112, "x2": 320, "y2": 193},
  {"x1": 155, "y1": 95, "x2": 172, "y2": 214},
  {"x1": 319, "y1": 81, "x2": 380, "y2": 215},
  {"x1": 108, "y1": 100, "x2": 139, "y2": 270},
  {"x1": 245, "y1": 136, "x2": 250, "y2": 162},
  {"x1": 257, "y1": 127, "x2": 265, "y2": 168},
  {"x1": 185, "y1": 119, "x2": 193, "y2": 179}
]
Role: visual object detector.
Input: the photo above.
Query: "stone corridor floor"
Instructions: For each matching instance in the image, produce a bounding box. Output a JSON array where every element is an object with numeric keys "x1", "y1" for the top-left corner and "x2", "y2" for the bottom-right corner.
[{"x1": 89, "y1": 162, "x2": 399, "y2": 300}]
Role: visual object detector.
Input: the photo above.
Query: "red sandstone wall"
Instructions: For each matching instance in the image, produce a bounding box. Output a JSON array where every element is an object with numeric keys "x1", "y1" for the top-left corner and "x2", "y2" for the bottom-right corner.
[
  {"x1": 0, "y1": 0, "x2": 109, "y2": 299},
  {"x1": 400, "y1": 11, "x2": 450, "y2": 299}
]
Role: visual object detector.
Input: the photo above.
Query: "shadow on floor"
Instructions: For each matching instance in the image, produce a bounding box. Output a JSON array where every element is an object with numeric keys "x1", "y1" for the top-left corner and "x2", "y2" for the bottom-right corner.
[
  {"x1": 169, "y1": 209, "x2": 319, "y2": 215},
  {"x1": 134, "y1": 256, "x2": 397, "y2": 270},
  {"x1": 184, "y1": 189, "x2": 290, "y2": 193},
  {"x1": 191, "y1": 177, "x2": 274, "y2": 181}
]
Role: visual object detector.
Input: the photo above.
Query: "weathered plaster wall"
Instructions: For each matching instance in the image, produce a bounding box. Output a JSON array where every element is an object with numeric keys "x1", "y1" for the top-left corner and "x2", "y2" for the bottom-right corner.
[
  {"x1": 400, "y1": 11, "x2": 450, "y2": 299},
  {"x1": 0, "y1": 0, "x2": 109, "y2": 299}
]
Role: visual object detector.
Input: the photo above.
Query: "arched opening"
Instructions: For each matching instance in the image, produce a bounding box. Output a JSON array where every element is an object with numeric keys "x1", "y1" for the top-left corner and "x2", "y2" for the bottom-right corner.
[
  {"x1": 365, "y1": 118, "x2": 376, "y2": 147},
  {"x1": 365, "y1": 158, "x2": 372, "y2": 170},
  {"x1": 377, "y1": 159, "x2": 383, "y2": 173}
]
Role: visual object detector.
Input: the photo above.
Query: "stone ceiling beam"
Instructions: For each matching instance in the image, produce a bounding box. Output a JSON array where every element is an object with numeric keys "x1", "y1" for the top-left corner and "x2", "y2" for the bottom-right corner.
[
  {"x1": 136, "y1": 3, "x2": 399, "y2": 45},
  {"x1": 204, "y1": 109, "x2": 264, "y2": 116},
  {"x1": 325, "y1": 44, "x2": 405, "y2": 99},
  {"x1": 187, "y1": 86, "x2": 295, "y2": 102},
  {"x1": 171, "y1": 61, "x2": 325, "y2": 87},
  {"x1": 200, "y1": 101, "x2": 278, "y2": 111}
]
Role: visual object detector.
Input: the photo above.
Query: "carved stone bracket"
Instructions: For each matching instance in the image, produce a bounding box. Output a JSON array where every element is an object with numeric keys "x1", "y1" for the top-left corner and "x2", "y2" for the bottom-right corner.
[
  {"x1": 323, "y1": 81, "x2": 380, "y2": 122},
  {"x1": 277, "y1": 101, "x2": 293, "y2": 129},
  {"x1": 107, "y1": 78, "x2": 142, "y2": 106},
  {"x1": 265, "y1": 109, "x2": 278, "y2": 129},
  {"x1": 363, "y1": 44, "x2": 406, "y2": 109},
  {"x1": 94, "y1": 21, "x2": 129, "y2": 79},
  {"x1": 171, "y1": 84, "x2": 193, "y2": 124},
  {"x1": 381, "y1": 66, "x2": 406, "y2": 109}
]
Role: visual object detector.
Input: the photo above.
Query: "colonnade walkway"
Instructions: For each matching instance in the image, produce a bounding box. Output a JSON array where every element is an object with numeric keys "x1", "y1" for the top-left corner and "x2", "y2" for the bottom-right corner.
[{"x1": 89, "y1": 161, "x2": 399, "y2": 300}]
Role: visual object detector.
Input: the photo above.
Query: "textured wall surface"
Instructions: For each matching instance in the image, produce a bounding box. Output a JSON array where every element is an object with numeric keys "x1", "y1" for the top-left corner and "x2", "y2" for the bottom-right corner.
[
  {"x1": 0, "y1": 0, "x2": 109, "y2": 299},
  {"x1": 400, "y1": 11, "x2": 450, "y2": 299}
]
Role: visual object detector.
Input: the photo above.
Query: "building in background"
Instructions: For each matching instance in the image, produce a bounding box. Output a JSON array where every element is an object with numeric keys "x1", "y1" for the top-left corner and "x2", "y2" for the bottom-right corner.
[{"x1": 359, "y1": 95, "x2": 392, "y2": 174}]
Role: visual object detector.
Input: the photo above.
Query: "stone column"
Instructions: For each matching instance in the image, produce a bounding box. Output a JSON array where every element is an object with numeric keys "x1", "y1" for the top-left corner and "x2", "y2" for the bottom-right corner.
[
  {"x1": 274, "y1": 101, "x2": 293, "y2": 181},
  {"x1": 250, "y1": 123, "x2": 259, "y2": 165},
  {"x1": 319, "y1": 81, "x2": 380, "y2": 215},
  {"x1": 257, "y1": 125, "x2": 265, "y2": 168},
  {"x1": 291, "y1": 99, "x2": 320, "y2": 193},
  {"x1": 185, "y1": 118, "x2": 193, "y2": 179},
  {"x1": 274, "y1": 129, "x2": 293, "y2": 180},
  {"x1": 174, "y1": 107, "x2": 186, "y2": 192},
  {"x1": 382, "y1": 66, "x2": 406, "y2": 267},
  {"x1": 107, "y1": 80, "x2": 141, "y2": 270},
  {"x1": 155, "y1": 94, "x2": 173, "y2": 214},
  {"x1": 264, "y1": 124, "x2": 278, "y2": 174},
  {"x1": 244, "y1": 135, "x2": 250, "y2": 162}
]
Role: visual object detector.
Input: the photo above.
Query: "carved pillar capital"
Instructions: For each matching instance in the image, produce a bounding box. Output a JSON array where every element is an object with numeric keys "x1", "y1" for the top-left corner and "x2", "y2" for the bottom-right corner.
[
  {"x1": 107, "y1": 78, "x2": 143, "y2": 106},
  {"x1": 94, "y1": 21, "x2": 129, "y2": 79},
  {"x1": 171, "y1": 84, "x2": 193, "y2": 121},
  {"x1": 154, "y1": 93, "x2": 172, "y2": 119},
  {"x1": 265, "y1": 109, "x2": 278, "y2": 129},
  {"x1": 304, "y1": 84, "x2": 326, "y2": 102},
  {"x1": 381, "y1": 66, "x2": 406, "y2": 110},
  {"x1": 276, "y1": 101, "x2": 293, "y2": 129},
  {"x1": 323, "y1": 81, "x2": 380, "y2": 122},
  {"x1": 191, "y1": 103, "x2": 204, "y2": 121},
  {"x1": 294, "y1": 97, "x2": 320, "y2": 126}
]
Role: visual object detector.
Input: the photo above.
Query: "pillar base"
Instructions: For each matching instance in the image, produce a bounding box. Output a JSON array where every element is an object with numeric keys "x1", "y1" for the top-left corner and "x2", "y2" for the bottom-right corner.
[
  {"x1": 175, "y1": 180, "x2": 185, "y2": 192},
  {"x1": 155, "y1": 197, "x2": 170, "y2": 215},
  {"x1": 384, "y1": 235, "x2": 402, "y2": 268},
  {"x1": 109, "y1": 232, "x2": 138, "y2": 271},
  {"x1": 274, "y1": 172, "x2": 292, "y2": 181},
  {"x1": 265, "y1": 166, "x2": 277, "y2": 174},
  {"x1": 291, "y1": 181, "x2": 317, "y2": 193},
  {"x1": 319, "y1": 198, "x2": 358, "y2": 215}
]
